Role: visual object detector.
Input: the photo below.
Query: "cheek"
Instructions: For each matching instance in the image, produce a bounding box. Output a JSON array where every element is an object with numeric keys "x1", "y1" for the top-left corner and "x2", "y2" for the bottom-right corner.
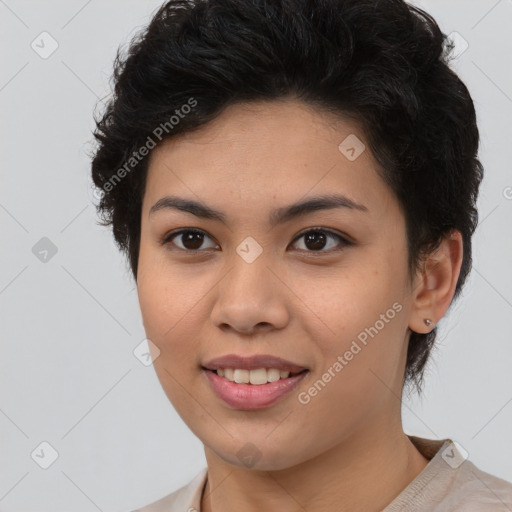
[
  {"x1": 137, "y1": 241, "x2": 195, "y2": 334},
  {"x1": 309, "y1": 266, "x2": 407, "y2": 385},
  {"x1": 138, "y1": 276, "x2": 193, "y2": 350},
  {"x1": 137, "y1": 274, "x2": 171, "y2": 339},
  {"x1": 136, "y1": 266, "x2": 203, "y2": 409},
  {"x1": 136, "y1": 248, "x2": 213, "y2": 372},
  {"x1": 296, "y1": 293, "x2": 406, "y2": 437}
]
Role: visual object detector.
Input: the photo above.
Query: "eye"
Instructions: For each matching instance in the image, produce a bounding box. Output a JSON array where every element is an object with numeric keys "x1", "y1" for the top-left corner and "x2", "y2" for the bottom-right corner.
[
  {"x1": 290, "y1": 228, "x2": 352, "y2": 253},
  {"x1": 162, "y1": 229, "x2": 219, "y2": 252},
  {"x1": 161, "y1": 227, "x2": 352, "y2": 254}
]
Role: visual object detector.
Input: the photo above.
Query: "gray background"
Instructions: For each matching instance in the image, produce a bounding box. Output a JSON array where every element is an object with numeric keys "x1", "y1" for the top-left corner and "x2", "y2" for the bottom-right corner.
[{"x1": 1, "y1": 1, "x2": 511, "y2": 511}]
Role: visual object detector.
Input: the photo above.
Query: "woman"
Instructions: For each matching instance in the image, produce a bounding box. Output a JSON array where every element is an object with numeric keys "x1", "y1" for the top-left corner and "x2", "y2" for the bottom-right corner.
[{"x1": 90, "y1": 0, "x2": 512, "y2": 510}]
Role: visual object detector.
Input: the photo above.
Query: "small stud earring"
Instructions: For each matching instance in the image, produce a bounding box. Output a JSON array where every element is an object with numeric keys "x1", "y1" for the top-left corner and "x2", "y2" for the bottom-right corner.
[{"x1": 424, "y1": 319, "x2": 432, "y2": 326}]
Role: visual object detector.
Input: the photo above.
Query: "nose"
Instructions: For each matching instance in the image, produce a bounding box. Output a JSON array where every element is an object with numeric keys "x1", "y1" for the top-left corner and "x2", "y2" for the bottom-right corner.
[{"x1": 210, "y1": 255, "x2": 290, "y2": 335}]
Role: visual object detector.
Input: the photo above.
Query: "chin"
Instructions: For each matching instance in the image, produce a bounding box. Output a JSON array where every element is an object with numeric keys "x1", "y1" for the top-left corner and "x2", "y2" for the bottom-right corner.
[{"x1": 208, "y1": 438, "x2": 307, "y2": 472}]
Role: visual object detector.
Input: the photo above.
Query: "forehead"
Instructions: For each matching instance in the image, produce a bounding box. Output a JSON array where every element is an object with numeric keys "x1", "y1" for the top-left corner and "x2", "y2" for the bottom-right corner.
[
  {"x1": 148, "y1": 99, "x2": 369, "y2": 167},
  {"x1": 143, "y1": 99, "x2": 394, "y2": 222}
]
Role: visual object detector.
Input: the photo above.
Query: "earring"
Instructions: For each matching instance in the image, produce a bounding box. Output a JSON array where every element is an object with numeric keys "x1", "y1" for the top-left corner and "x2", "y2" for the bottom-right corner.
[{"x1": 424, "y1": 319, "x2": 432, "y2": 326}]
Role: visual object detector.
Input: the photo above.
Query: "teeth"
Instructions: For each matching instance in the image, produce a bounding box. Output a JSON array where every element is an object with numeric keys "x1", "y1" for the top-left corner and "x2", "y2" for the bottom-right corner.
[
  {"x1": 249, "y1": 368, "x2": 267, "y2": 385},
  {"x1": 215, "y1": 367, "x2": 294, "y2": 384},
  {"x1": 233, "y1": 369, "x2": 250, "y2": 383},
  {"x1": 268, "y1": 369, "x2": 281, "y2": 382}
]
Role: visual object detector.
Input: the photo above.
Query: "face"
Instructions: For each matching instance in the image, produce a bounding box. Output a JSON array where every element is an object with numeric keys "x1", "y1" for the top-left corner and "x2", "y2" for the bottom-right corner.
[{"x1": 137, "y1": 99, "x2": 416, "y2": 470}]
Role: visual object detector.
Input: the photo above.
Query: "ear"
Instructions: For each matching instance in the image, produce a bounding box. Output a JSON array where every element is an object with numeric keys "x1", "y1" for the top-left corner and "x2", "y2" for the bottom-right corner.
[{"x1": 408, "y1": 230, "x2": 464, "y2": 334}]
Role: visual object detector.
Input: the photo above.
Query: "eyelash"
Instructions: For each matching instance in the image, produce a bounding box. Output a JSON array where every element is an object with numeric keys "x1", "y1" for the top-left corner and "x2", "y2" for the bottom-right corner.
[{"x1": 160, "y1": 227, "x2": 353, "y2": 255}]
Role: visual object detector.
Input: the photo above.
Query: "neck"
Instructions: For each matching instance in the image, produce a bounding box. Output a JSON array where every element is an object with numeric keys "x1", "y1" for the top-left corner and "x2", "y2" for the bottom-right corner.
[{"x1": 201, "y1": 421, "x2": 429, "y2": 512}]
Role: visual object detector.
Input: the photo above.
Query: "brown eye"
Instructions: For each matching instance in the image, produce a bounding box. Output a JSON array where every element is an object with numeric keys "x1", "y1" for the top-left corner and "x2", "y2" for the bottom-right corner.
[
  {"x1": 291, "y1": 229, "x2": 351, "y2": 253},
  {"x1": 163, "y1": 229, "x2": 219, "y2": 251}
]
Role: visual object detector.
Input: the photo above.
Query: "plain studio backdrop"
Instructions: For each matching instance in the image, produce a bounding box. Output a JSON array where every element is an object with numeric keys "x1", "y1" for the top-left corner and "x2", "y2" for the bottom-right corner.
[{"x1": 1, "y1": 1, "x2": 511, "y2": 511}]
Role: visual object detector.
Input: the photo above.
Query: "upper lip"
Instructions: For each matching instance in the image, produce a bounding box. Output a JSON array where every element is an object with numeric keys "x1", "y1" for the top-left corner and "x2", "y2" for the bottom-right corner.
[{"x1": 202, "y1": 354, "x2": 308, "y2": 373}]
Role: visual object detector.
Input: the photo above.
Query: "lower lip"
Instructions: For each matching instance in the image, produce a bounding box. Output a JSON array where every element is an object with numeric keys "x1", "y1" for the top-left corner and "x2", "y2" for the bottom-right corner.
[{"x1": 203, "y1": 369, "x2": 308, "y2": 410}]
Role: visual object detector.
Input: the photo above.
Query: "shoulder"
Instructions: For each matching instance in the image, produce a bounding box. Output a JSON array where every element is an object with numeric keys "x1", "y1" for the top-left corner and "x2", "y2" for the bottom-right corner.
[
  {"x1": 443, "y1": 459, "x2": 512, "y2": 511},
  {"x1": 130, "y1": 467, "x2": 208, "y2": 512},
  {"x1": 386, "y1": 438, "x2": 512, "y2": 512}
]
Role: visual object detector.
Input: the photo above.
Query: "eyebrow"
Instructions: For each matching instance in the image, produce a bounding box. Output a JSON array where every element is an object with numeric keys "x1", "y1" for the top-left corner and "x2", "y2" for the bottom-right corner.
[{"x1": 149, "y1": 193, "x2": 368, "y2": 227}]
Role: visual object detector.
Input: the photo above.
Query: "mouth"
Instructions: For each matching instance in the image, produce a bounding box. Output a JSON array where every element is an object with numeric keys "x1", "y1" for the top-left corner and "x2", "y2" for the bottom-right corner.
[
  {"x1": 201, "y1": 366, "x2": 309, "y2": 410},
  {"x1": 201, "y1": 353, "x2": 309, "y2": 409}
]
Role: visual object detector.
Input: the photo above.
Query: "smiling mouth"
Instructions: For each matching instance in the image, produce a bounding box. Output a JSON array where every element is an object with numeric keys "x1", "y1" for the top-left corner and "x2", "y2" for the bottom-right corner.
[{"x1": 202, "y1": 367, "x2": 309, "y2": 410}]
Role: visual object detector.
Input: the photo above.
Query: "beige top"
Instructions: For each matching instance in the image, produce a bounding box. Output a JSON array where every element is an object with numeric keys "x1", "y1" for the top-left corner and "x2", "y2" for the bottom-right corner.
[{"x1": 132, "y1": 436, "x2": 512, "y2": 511}]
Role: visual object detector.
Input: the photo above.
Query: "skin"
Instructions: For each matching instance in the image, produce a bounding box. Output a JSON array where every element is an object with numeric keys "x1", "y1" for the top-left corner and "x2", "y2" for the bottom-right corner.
[{"x1": 136, "y1": 98, "x2": 463, "y2": 512}]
